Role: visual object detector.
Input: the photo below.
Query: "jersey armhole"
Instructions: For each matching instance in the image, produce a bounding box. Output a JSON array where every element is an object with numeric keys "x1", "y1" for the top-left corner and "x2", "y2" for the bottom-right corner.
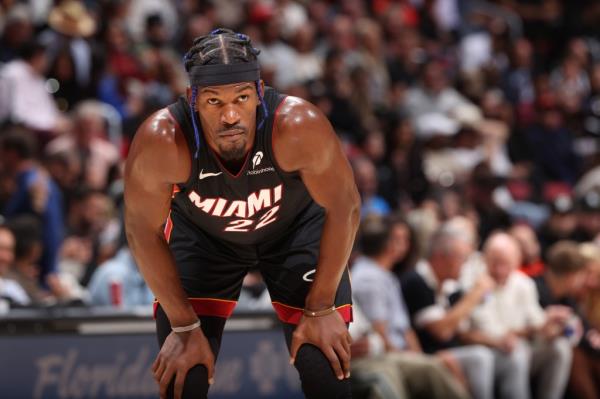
[
  {"x1": 166, "y1": 105, "x2": 198, "y2": 191},
  {"x1": 270, "y1": 96, "x2": 299, "y2": 177}
]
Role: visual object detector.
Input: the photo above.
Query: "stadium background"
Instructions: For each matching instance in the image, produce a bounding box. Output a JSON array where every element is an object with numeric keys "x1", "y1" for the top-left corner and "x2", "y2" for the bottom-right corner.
[{"x1": 0, "y1": 0, "x2": 599, "y2": 398}]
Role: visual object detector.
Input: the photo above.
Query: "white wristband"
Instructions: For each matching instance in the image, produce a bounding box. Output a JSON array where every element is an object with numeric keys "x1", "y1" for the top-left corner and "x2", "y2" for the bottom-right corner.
[{"x1": 172, "y1": 320, "x2": 201, "y2": 333}]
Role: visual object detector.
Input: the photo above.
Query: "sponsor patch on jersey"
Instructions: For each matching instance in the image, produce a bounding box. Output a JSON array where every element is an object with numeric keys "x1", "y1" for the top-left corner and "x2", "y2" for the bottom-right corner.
[{"x1": 247, "y1": 167, "x2": 275, "y2": 176}]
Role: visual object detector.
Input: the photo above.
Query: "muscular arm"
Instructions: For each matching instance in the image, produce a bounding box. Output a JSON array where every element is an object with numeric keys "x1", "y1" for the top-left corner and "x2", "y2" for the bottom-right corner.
[
  {"x1": 274, "y1": 97, "x2": 361, "y2": 310},
  {"x1": 124, "y1": 109, "x2": 196, "y2": 327}
]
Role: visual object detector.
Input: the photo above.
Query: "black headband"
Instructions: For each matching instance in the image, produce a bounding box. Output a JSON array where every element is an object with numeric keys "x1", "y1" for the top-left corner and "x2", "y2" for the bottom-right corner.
[{"x1": 188, "y1": 62, "x2": 261, "y2": 86}]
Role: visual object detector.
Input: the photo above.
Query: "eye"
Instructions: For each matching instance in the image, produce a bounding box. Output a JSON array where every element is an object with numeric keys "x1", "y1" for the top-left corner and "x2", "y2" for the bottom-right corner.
[
  {"x1": 238, "y1": 94, "x2": 249, "y2": 102},
  {"x1": 207, "y1": 98, "x2": 220, "y2": 105}
]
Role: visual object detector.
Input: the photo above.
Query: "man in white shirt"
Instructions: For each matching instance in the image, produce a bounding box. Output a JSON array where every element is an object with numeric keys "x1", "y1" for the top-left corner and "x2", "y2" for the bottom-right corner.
[{"x1": 463, "y1": 232, "x2": 572, "y2": 399}]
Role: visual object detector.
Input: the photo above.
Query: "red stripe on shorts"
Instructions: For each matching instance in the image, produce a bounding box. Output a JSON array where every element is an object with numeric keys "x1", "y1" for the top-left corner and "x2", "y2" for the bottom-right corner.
[
  {"x1": 271, "y1": 302, "x2": 353, "y2": 325},
  {"x1": 153, "y1": 297, "x2": 238, "y2": 319}
]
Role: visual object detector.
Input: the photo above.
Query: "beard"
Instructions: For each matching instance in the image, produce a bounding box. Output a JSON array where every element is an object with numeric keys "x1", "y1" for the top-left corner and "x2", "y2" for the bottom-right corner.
[{"x1": 218, "y1": 138, "x2": 248, "y2": 161}]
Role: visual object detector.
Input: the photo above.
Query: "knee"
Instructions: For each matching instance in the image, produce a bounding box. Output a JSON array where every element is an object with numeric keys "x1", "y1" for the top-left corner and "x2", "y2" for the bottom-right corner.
[
  {"x1": 548, "y1": 337, "x2": 573, "y2": 365},
  {"x1": 294, "y1": 344, "x2": 352, "y2": 399},
  {"x1": 470, "y1": 345, "x2": 495, "y2": 371},
  {"x1": 508, "y1": 341, "x2": 532, "y2": 372},
  {"x1": 166, "y1": 364, "x2": 210, "y2": 399}
]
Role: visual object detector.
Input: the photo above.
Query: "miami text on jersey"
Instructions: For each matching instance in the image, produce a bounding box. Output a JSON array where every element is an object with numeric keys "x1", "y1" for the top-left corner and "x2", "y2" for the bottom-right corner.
[{"x1": 187, "y1": 184, "x2": 283, "y2": 218}]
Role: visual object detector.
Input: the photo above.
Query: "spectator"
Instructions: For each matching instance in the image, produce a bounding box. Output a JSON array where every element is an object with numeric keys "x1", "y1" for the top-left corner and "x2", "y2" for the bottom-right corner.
[
  {"x1": 46, "y1": 100, "x2": 120, "y2": 191},
  {"x1": 352, "y1": 157, "x2": 390, "y2": 218},
  {"x1": 0, "y1": 223, "x2": 29, "y2": 306},
  {"x1": 0, "y1": 130, "x2": 66, "y2": 298},
  {"x1": 509, "y1": 223, "x2": 545, "y2": 277},
  {"x1": 569, "y1": 242, "x2": 600, "y2": 399},
  {"x1": 463, "y1": 232, "x2": 571, "y2": 399},
  {"x1": 87, "y1": 247, "x2": 153, "y2": 307},
  {"x1": 401, "y1": 218, "x2": 496, "y2": 399},
  {"x1": 5, "y1": 215, "x2": 53, "y2": 305},
  {"x1": 0, "y1": 39, "x2": 62, "y2": 134},
  {"x1": 351, "y1": 215, "x2": 468, "y2": 399}
]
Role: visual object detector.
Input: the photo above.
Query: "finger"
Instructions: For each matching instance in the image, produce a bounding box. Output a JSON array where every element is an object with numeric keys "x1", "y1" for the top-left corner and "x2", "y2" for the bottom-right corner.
[
  {"x1": 289, "y1": 333, "x2": 304, "y2": 365},
  {"x1": 324, "y1": 347, "x2": 344, "y2": 380},
  {"x1": 159, "y1": 366, "x2": 176, "y2": 399},
  {"x1": 173, "y1": 370, "x2": 186, "y2": 399},
  {"x1": 334, "y1": 342, "x2": 351, "y2": 378},
  {"x1": 152, "y1": 355, "x2": 161, "y2": 373},
  {"x1": 206, "y1": 356, "x2": 216, "y2": 385},
  {"x1": 154, "y1": 359, "x2": 167, "y2": 382}
]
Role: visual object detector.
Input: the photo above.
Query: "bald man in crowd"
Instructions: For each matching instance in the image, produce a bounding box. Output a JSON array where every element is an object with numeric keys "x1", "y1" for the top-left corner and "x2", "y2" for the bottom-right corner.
[{"x1": 462, "y1": 232, "x2": 572, "y2": 399}]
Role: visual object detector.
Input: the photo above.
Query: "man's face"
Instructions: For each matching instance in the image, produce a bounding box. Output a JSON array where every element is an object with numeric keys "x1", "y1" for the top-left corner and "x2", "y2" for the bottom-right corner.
[
  {"x1": 443, "y1": 240, "x2": 472, "y2": 281},
  {"x1": 485, "y1": 244, "x2": 519, "y2": 286},
  {"x1": 194, "y1": 82, "x2": 261, "y2": 162}
]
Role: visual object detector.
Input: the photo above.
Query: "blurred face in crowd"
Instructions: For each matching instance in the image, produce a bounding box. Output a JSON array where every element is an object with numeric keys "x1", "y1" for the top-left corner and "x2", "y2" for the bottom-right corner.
[
  {"x1": 585, "y1": 261, "x2": 600, "y2": 291},
  {"x1": 484, "y1": 233, "x2": 521, "y2": 286},
  {"x1": 74, "y1": 112, "x2": 105, "y2": 148},
  {"x1": 548, "y1": 212, "x2": 577, "y2": 237},
  {"x1": 558, "y1": 270, "x2": 587, "y2": 296},
  {"x1": 387, "y1": 223, "x2": 411, "y2": 264},
  {"x1": 431, "y1": 237, "x2": 472, "y2": 282},
  {"x1": 352, "y1": 157, "x2": 378, "y2": 197},
  {"x1": 194, "y1": 81, "x2": 261, "y2": 162},
  {"x1": 0, "y1": 227, "x2": 15, "y2": 276},
  {"x1": 423, "y1": 62, "x2": 447, "y2": 93},
  {"x1": 578, "y1": 210, "x2": 600, "y2": 238},
  {"x1": 513, "y1": 38, "x2": 532, "y2": 68},
  {"x1": 510, "y1": 224, "x2": 541, "y2": 264}
]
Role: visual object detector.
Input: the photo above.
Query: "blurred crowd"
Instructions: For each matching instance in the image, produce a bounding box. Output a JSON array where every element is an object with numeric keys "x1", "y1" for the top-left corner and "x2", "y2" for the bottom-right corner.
[{"x1": 0, "y1": 0, "x2": 599, "y2": 398}]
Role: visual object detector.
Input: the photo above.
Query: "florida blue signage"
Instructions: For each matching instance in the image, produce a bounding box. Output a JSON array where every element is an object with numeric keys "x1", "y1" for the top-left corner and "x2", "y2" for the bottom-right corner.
[{"x1": 0, "y1": 330, "x2": 303, "y2": 398}]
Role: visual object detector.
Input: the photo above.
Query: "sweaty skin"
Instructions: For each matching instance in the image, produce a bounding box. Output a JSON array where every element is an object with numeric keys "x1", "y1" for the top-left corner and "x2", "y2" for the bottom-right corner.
[{"x1": 124, "y1": 82, "x2": 360, "y2": 399}]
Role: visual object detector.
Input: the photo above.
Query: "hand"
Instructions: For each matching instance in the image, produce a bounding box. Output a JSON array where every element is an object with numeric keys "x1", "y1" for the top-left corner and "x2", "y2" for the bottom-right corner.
[
  {"x1": 152, "y1": 327, "x2": 215, "y2": 399},
  {"x1": 496, "y1": 333, "x2": 518, "y2": 353},
  {"x1": 290, "y1": 310, "x2": 352, "y2": 380},
  {"x1": 545, "y1": 305, "x2": 573, "y2": 325}
]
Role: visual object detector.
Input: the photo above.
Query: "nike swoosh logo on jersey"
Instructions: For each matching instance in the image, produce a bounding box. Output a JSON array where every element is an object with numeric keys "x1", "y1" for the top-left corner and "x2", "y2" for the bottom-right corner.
[
  {"x1": 199, "y1": 169, "x2": 223, "y2": 180},
  {"x1": 302, "y1": 269, "x2": 316, "y2": 282}
]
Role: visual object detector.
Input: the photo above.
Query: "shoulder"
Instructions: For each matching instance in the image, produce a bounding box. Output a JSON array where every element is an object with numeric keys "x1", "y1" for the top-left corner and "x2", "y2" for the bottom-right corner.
[
  {"x1": 272, "y1": 96, "x2": 338, "y2": 172},
  {"x1": 126, "y1": 108, "x2": 190, "y2": 184}
]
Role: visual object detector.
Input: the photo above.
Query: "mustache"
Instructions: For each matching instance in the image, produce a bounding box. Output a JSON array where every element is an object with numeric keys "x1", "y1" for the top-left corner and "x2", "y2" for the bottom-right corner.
[{"x1": 218, "y1": 125, "x2": 247, "y2": 135}]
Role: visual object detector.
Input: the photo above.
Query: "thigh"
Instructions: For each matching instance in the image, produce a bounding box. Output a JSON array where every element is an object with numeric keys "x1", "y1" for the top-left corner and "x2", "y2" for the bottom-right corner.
[
  {"x1": 166, "y1": 209, "x2": 252, "y2": 317},
  {"x1": 257, "y1": 218, "x2": 352, "y2": 325}
]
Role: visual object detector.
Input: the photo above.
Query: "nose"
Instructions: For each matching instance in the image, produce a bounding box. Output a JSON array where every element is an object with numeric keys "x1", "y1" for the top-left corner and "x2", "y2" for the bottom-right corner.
[{"x1": 220, "y1": 104, "x2": 241, "y2": 126}]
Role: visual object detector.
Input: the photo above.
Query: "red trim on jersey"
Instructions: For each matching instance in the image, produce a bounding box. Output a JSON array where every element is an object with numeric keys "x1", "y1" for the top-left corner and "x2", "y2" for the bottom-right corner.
[
  {"x1": 163, "y1": 211, "x2": 173, "y2": 243},
  {"x1": 171, "y1": 185, "x2": 181, "y2": 198},
  {"x1": 271, "y1": 302, "x2": 353, "y2": 325},
  {"x1": 153, "y1": 297, "x2": 238, "y2": 319}
]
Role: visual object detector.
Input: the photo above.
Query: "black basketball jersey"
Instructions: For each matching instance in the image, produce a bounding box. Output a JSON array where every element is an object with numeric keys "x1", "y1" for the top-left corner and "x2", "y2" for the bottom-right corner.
[{"x1": 166, "y1": 87, "x2": 323, "y2": 246}]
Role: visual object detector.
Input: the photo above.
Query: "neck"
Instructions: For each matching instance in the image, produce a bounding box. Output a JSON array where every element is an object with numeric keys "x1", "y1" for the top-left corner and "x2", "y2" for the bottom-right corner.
[{"x1": 371, "y1": 253, "x2": 394, "y2": 271}]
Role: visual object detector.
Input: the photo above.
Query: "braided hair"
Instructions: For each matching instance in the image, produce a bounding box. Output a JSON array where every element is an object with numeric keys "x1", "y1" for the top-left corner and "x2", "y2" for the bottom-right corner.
[{"x1": 183, "y1": 28, "x2": 268, "y2": 158}]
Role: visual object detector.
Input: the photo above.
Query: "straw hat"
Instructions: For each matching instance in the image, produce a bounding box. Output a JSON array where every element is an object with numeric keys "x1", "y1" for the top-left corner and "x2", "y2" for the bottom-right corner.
[{"x1": 48, "y1": 0, "x2": 96, "y2": 38}]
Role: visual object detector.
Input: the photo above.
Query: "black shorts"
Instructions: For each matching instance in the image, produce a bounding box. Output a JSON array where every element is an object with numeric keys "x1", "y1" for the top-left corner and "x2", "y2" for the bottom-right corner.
[{"x1": 157, "y1": 206, "x2": 352, "y2": 324}]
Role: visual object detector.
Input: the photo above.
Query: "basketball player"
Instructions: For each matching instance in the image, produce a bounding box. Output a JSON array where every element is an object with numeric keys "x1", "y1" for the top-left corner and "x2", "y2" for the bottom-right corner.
[{"x1": 124, "y1": 29, "x2": 360, "y2": 399}]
